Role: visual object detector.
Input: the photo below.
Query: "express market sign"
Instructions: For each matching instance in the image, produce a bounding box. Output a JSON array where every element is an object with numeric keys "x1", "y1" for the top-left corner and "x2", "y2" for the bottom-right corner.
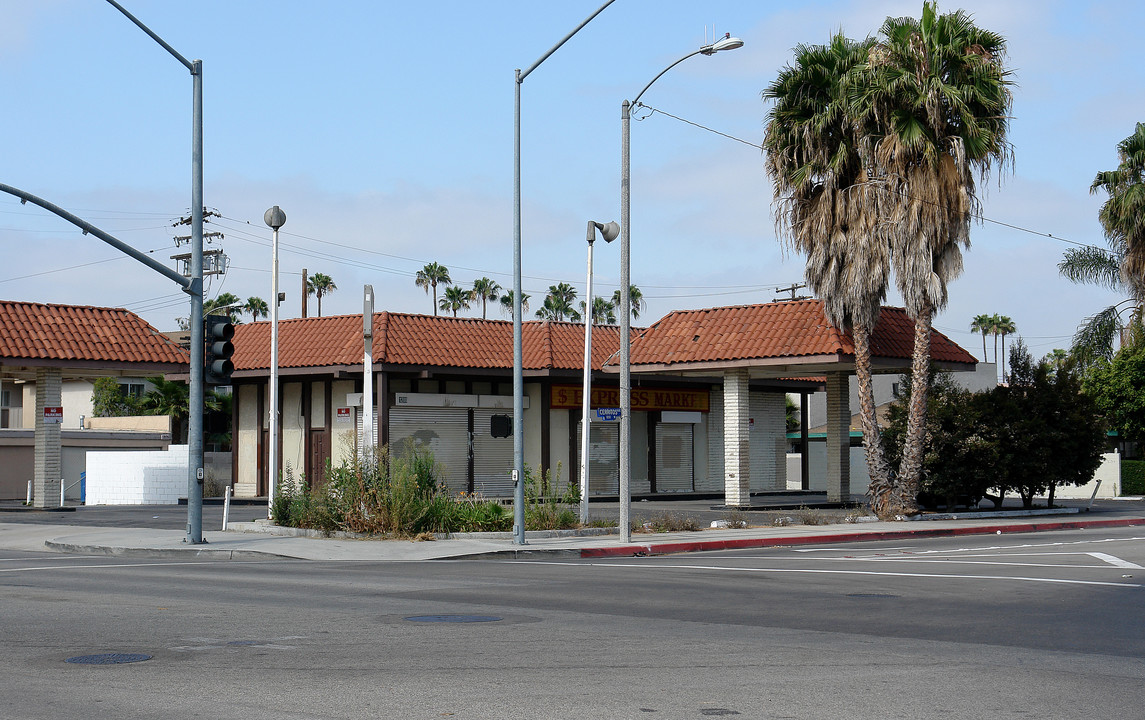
[{"x1": 550, "y1": 385, "x2": 709, "y2": 413}]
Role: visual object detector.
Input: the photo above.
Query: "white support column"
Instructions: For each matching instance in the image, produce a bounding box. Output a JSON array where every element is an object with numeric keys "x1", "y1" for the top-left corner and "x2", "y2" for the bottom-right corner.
[
  {"x1": 825, "y1": 372, "x2": 851, "y2": 502},
  {"x1": 722, "y1": 368, "x2": 751, "y2": 507},
  {"x1": 33, "y1": 367, "x2": 62, "y2": 508}
]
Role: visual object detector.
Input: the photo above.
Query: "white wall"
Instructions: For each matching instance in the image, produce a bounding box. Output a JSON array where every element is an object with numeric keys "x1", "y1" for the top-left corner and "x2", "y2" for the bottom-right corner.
[{"x1": 85, "y1": 445, "x2": 189, "y2": 505}]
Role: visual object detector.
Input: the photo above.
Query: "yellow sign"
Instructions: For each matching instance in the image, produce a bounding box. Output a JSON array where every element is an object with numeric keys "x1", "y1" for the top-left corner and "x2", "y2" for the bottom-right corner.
[{"x1": 550, "y1": 385, "x2": 709, "y2": 412}]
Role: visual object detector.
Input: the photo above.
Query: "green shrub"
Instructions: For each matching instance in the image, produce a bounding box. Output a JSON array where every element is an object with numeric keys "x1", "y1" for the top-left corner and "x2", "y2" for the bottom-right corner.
[{"x1": 1123, "y1": 460, "x2": 1145, "y2": 495}]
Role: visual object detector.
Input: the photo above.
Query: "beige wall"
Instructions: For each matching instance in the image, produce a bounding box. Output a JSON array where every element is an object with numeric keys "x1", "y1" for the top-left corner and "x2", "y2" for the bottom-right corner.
[
  {"x1": 235, "y1": 384, "x2": 259, "y2": 497},
  {"x1": 281, "y1": 382, "x2": 305, "y2": 481},
  {"x1": 330, "y1": 379, "x2": 357, "y2": 467}
]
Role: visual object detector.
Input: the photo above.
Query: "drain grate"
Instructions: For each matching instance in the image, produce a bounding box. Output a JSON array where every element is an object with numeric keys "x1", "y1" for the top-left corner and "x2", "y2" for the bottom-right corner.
[
  {"x1": 404, "y1": 615, "x2": 503, "y2": 623},
  {"x1": 66, "y1": 653, "x2": 152, "y2": 665}
]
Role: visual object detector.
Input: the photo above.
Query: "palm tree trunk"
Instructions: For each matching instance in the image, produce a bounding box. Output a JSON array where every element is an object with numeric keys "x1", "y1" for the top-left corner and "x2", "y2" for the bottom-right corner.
[
  {"x1": 856, "y1": 322, "x2": 895, "y2": 518},
  {"x1": 432, "y1": 285, "x2": 438, "y2": 316},
  {"x1": 896, "y1": 304, "x2": 932, "y2": 516},
  {"x1": 981, "y1": 332, "x2": 987, "y2": 362}
]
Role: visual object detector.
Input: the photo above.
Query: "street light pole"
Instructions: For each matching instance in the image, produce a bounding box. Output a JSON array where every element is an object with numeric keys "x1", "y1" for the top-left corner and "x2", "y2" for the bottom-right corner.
[
  {"x1": 619, "y1": 33, "x2": 743, "y2": 543},
  {"x1": 264, "y1": 206, "x2": 286, "y2": 519},
  {"x1": 104, "y1": 0, "x2": 208, "y2": 544},
  {"x1": 512, "y1": 0, "x2": 616, "y2": 545},
  {"x1": 580, "y1": 220, "x2": 619, "y2": 524}
]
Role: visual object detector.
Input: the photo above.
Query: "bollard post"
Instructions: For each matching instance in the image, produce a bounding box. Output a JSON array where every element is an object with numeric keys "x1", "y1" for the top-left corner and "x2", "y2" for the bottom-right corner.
[
  {"x1": 26, "y1": 480, "x2": 32, "y2": 505},
  {"x1": 60, "y1": 478, "x2": 65, "y2": 507},
  {"x1": 222, "y1": 486, "x2": 232, "y2": 531}
]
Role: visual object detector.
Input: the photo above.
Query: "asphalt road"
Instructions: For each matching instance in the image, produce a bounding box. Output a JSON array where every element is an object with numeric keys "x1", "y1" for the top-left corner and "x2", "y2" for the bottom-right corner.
[{"x1": 2, "y1": 526, "x2": 1143, "y2": 719}]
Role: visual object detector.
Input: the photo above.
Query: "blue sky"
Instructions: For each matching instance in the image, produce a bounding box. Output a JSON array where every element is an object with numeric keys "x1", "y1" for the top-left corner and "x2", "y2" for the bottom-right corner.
[{"x1": 1, "y1": 0, "x2": 1142, "y2": 365}]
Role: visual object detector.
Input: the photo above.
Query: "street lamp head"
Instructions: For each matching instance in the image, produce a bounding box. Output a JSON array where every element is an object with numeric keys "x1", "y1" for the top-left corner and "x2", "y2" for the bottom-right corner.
[
  {"x1": 595, "y1": 221, "x2": 620, "y2": 243},
  {"x1": 264, "y1": 205, "x2": 286, "y2": 230},
  {"x1": 701, "y1": 33, "x2": 744, "y2": 55}
]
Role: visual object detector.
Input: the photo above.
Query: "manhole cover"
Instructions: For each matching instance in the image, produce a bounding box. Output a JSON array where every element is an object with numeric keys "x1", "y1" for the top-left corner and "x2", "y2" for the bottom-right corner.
[
  {"x1": 66, "y1": 653, "x2": 152, "y2": 665},
  {"x1": 404, "y1": 615, "x2": 503, "y2": 623}
]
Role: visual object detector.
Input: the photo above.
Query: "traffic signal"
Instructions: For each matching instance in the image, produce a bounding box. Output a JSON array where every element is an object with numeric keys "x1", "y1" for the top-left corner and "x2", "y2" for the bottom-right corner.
[{"x1": 204, "y1": 314, "x2": 235, "y2": 385}]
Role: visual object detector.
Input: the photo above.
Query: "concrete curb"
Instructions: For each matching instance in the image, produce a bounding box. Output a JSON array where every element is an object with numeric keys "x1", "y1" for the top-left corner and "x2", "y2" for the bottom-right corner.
[
  {"x1": 578, "y1": 517, "x2": 1145, "y2": 558},
  {"x1": 43, "y1": 541, "x2": 295, "y2": 561}
]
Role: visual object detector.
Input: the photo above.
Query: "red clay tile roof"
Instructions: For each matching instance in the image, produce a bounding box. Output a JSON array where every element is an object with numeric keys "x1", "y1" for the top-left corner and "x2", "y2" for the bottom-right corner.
[
  {"x1": 623, "y1": 300, "x2": 975, "y2": 368},
  {"x1": 0, "y1": 300, "x2": 188, "y2": 365},
  {"x1": 231, "y1": 312, "x2": 632, "y2": 372}
]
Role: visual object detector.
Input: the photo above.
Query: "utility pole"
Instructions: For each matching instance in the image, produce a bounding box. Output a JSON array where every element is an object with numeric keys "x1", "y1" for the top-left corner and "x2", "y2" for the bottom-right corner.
[
  {"x1": 301, "y1": 268, "x2": 308, "y2": 318},
  {"x1": 773, "y1": 282, "x2": 811, "y2": 302}
]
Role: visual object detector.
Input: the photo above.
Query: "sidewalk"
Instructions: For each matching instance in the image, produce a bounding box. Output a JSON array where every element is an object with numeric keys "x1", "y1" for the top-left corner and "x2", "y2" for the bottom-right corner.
[{"x1": 3, "y1": 505, "x2": 1144, "y2": 562}]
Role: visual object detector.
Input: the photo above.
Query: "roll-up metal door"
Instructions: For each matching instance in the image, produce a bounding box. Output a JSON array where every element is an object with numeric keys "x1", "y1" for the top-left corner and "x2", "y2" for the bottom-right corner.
[
  {"x1": 390, "y1": 407, "x2": 469, "y2": 493},
  {"x1": 577, "y1": 420, "x2": 620, "y2": 495},
  {"x1": 472, "y1": 408, "x2": 514, "y2": 497},
  {"x1": 655, "y1": 423, "x2": 694, "y2": 493},
  {"x1": 355, "y1": 406, "x2": 378, "y2": 454}
]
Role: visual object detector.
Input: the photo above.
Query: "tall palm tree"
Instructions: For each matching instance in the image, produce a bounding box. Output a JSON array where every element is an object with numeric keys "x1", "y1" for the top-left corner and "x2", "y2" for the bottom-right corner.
[
  {"x1": 536, "y1": 283, "x2": 580, "y2": 322},
  {"x1": 306, "y1": 273, "x2": 337, "y2": 317},
  {"x1": 203, "y1": 292, "x2": 243, "y2": 323},
  {"x1": 471, "y1": 277, "x2": 501, "y2": 320},
  {"x1": 850, "y1": 2, "x2": 1013, "y2": 514},
  {"x1": 996, "y1": 315, "x2": 1016, "y2": 382},
  {"x1": 499, "y1": 291, "x2": 530, "y2": 317},
  {"x1": 244, "y1": 296, "x2": 269, "y2": 323},
  {"x1": 764, "y1": 32, "x2": 897, "y2": 510},
  {"x1": 969, "y1": 313, "x2": 993, "y2": 362},
  {"x1": 580, "y1": 296, "x2": 617, "y2": 325},
  {"x1": 415, "y1": 262, "x2": 451, "y2": 316},
  {"x1": 438, "y1": 285, "x2": 473, "y2": 318},
  {"x1": 1062, "y1": 122, "x2": 1145, "y2": 367},
  {"x1": 611, "y1": 285, "x2": 646, "y2": 321}
]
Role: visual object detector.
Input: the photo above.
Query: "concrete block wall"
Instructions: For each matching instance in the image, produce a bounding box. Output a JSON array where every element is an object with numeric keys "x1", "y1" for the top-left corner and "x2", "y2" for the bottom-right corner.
[{"x1": 85, "y1": 445, "x2": 189, "y2": 505}]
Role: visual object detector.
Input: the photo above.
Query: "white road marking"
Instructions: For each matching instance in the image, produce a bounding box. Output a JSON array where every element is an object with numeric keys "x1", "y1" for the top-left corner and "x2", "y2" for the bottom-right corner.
[
  {"x1": 1088, "y1": 552, "x2": 1143, "y2": 569},
  {"x1": 0, "y1": 560, "x2": 280, "y2": 574},
  {"x1": 517, "y1": 560, "x2": 1143, "y2": 588}
]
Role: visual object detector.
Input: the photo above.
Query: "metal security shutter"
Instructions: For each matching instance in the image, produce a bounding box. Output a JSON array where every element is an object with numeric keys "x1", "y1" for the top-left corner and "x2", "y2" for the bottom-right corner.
[
  {"x1": 472, "y1": 409, "x2": 514, "y2": 497},
  {"x1": 655, "y1": 423, "x2": 694, "y2": 493},
  {"x1": 355, "y1": 406, "x2": 378, "y2": 454},
  {"x1": 577, "y1": 420, "x2": 619, "y2": 495},
  {"x1": 390, "y1": 407, "x2": 469, "y2": 493}
]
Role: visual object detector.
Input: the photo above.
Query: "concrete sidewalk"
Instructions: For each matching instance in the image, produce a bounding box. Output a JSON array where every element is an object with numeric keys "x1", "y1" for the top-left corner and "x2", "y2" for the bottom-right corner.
[{"x1": 3, "y1": 507, "x2": 1144, "y2": 562}]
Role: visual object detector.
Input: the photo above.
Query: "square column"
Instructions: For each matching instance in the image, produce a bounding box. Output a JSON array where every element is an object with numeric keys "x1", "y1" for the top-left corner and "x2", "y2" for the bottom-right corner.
[
  {"x1": 825, "y1": 372, "x2": 851, "y2": 502},
  {"x1": 33, "y1": 367, "x2": 62, "y2": 508},
  {"x1": 722, "y1": 368, "x2": 750, "y2": 507}
]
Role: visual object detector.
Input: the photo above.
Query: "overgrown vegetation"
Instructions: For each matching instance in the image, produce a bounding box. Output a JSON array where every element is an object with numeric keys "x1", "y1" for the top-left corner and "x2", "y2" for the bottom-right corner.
[
  {"x1": 883, "y1": 341, "x2": 1107, "y2": 509},
  {"x1": 1123, "y1": 460, "x2": 1145, "y2": 496},
  {"x1": 271, "y1": 445, "x2": 583, "y2": 537}
]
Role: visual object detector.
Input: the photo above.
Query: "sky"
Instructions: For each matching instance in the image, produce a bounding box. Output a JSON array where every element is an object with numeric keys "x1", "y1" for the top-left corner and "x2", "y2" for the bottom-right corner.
[{"x1": 1, "y1": 0, "x2": 1142, "y2": 369}]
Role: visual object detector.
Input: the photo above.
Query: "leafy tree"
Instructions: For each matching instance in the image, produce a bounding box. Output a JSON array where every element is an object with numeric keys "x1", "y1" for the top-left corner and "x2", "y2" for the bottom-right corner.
[
  {"x1": 138, "y1": 377, "x2": 221, "y2": 444},
  {"x1": 1084, "y1": 344, "x2": 1145, "y2": 448},
  {"x1": 415, "y1": 262, "x2": 451, "y2": 316},
  {"x1": 244, "y1": 296, "x2": 269, "y2": 322},
  {"x1": 438, "y1": 285, "x2": 473, "y2": 317},
  {"x1": 91, "y1": 377, "x2": 141, "y2": 417},
  {"x1": 471, "y1": 277, "x2": 501, "y2": 320},
  {"x1": 499, "y1": 291, "x2": 530, "y2": 317},
  {"x1": 849, "y1": 2, "x2": 1013, "y2": 515},
  {"x1": 764, "y1": 31, "x2": 896, "y2": 514},
  {"x1": 306, "y1": 273, "x2": 337, "y2": 317}
]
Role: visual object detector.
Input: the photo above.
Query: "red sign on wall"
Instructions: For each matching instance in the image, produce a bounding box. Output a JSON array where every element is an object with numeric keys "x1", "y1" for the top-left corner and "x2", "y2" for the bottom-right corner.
[
  {"x1": 43, "y1": 407, "x2": 63, "y2": 424},
  {"x1": 549, "y1": 385, "x2": 709, "y2": 412}
]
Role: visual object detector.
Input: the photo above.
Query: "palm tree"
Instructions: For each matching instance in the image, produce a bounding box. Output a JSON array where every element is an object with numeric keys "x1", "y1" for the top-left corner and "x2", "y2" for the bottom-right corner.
[
  {"x1": 438, "y1": 285, "x2": 473, "y2": 318},
  {"x1": 1061, "y1": 123, "x2": 1145, "y2": 367},
  {"x1": 996, "y1": 315, "x2": 1016, "y2": 382},
  {"x1": 471, "y1": 277, "x2": 501, "y2": 320},
  {"x1": 764, "y1": 32, "x2": 897, "y2": 511},
  {"x1": 611, "y1": 285, "x2": 647, "y2": 321},
  {"x1": 850, "y1": 2, "x2": 1013, "y2": 514},
  {"x1": 499, "y1": 291, "x2": 530, "y2": 317},
  {"x1": 536, "y1": 283, "x2": 580, "y2": 322},
  {"x1": 203, "y1": 292, "x2": 243, "y2": 323},
  {"x1": 969, "y1": 313, "x2": 993, "y2": 362},
  {"x1": 306, "y1": 273, "x2": 337, "y2": 317},
  {"x1": 244, "y1": 296, "x2": 269, "y2": 323},
  {"x1": 580, "y1": 296, "x2": 617, "y2": 325},
  {"x1": 415, "y1": 262, "x2": 451, "y2": 316}
]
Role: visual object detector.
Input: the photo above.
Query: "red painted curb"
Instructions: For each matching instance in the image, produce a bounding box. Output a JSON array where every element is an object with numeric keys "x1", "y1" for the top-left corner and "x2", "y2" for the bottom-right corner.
[{"x1": 579, "y1": 517, "x2": 1145, "y2": 558}]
